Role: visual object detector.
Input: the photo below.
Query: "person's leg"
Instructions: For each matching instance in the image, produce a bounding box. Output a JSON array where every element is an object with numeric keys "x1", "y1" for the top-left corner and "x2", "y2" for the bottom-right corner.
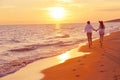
[
  {"x1": 100, "y1": 34, "x2": 103, "y2": 47},
  {"x1": 90, "y1": 33, "x2": 92, "y2": 45},
  {"x1": 87, "y1": 33, "x2": 90, "y2": 47},
  {"x1": 101, "y1": 34, "x2": 104, "y2": 42},
  {"x1": 87, "y1": 33, "x2": 92, "y2": 48}
]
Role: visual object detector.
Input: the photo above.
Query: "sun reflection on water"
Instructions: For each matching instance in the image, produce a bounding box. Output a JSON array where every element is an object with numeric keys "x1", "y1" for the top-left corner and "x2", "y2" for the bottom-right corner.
[{"x1": 58, "y1": 51, "x2": 70, "y2": 63}]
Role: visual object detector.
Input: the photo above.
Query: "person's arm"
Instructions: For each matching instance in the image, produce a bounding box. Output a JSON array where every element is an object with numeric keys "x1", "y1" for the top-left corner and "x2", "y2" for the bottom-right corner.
[
  {"x1": 93, "y1": 28, "x2": 96, "y2": 31},
  {"x1": 91, "y1": 26, "x2": 97, "y2": 31},
  {"x1": 96, "y1": 27, "x2": 100, "y2": 31}
]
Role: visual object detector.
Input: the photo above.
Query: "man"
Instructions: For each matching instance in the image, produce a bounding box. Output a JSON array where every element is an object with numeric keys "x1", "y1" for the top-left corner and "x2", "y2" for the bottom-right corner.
[{"x1": 85, "y1": 21, "x2": 96, "y2": 48}]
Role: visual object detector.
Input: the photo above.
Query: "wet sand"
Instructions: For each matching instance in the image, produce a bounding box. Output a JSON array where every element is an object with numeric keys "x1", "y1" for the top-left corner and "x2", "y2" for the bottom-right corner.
[{"x1": 0, "y1": 31, "x2": 120, "y2": 80}]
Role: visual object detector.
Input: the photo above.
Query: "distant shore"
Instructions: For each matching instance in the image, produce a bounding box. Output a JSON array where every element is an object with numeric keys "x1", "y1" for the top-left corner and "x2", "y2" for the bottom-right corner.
[{"x1": 105, "y1": 19, "x2": 120, "y2": 22}]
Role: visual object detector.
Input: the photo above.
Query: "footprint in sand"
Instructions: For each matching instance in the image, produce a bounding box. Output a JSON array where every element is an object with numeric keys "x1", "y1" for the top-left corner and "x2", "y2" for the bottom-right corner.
[
  {"x1": 100, "y1": 64, "x2": 104, "y2": 67},
  {"x1": 113, "y1": 75, "x2": 117, "y2": 78},
  {"x1": 72, "y1": 69, "x2": 80, "y2": 78},
  {"x1": 113, "y1": 70, "x2": 116, "y2": 72},
  {"x1": 72, "y1": 69, "x2": 76, "y2": 71},
  {"x1": 101, "y1": 53, "x2": 104, "y2": 57},
  {"x1": 79, "y1": 63, "x2": 84, "y2": 65},
  {"x1": 100, "y1": 70, "x2": 105, "y2": 72},
  {"x1": 75, "y1": 74, "x2": 80, "y2": 77},
  {"x1": 113, "y1": 75, "x2": 119, "y2": 80},
  {"x1": 113, "y1": 76, "x2": 118, "y2": 80}
]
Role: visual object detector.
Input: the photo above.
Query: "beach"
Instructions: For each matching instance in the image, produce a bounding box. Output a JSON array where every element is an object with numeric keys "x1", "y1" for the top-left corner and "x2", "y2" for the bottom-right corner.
[
  {"x1": 0, "y1": 31, "x2": 120, "y2": 80},
  {"x1": 0, "y1": 0, "x2": 120, "y2": 79}
]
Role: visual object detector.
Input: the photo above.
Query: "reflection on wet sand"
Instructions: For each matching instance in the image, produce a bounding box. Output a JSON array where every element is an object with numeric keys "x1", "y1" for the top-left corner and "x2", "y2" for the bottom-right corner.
[{"x1": 57, "y1": 48, "x2": 90, "y2": 63}]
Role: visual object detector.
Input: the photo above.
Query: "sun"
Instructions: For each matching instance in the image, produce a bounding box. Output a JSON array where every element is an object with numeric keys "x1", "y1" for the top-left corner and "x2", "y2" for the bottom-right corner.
[{"x1": 48, "y1": 7, "x2": 66, "y2": 20}]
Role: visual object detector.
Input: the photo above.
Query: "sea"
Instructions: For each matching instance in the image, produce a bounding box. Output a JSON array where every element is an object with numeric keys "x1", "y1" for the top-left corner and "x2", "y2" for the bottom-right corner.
[{"x1": 0, "y1": 22, "x2": 120, "y2": 76}]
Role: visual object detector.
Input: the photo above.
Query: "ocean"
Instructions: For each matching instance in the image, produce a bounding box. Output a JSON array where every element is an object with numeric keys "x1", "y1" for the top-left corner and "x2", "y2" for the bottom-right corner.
[{"x1": 0, "y1": 22, "x2": 120, "y2": 77}]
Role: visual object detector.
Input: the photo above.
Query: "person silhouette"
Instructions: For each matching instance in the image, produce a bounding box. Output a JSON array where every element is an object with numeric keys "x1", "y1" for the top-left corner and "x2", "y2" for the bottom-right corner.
[
  {"x1": 85, "y1": 21, "x2": 96, "y2": 48},
  {"x1": 96, "y1": 21, "x2": 105, "y2": 47}
]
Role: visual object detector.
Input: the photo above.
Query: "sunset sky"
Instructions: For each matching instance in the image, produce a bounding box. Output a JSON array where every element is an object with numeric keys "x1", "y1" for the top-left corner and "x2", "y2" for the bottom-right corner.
[{"x1": 0, "y1": 0, "x2": 120, "y2": 24}]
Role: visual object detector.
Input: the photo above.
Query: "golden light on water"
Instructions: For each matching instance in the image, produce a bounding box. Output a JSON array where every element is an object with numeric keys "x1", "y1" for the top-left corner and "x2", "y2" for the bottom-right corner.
[
  {"x1": 58, "y1": 51, "x2": 70, "y2": 63},
  {"x1": 48, "y1": 7, "x2": 66, "y2": 20}
]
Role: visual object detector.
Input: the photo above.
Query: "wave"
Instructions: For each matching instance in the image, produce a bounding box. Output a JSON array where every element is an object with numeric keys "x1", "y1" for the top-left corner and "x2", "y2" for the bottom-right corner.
[{"x1": 8, "y1": 38, "x2": 85, "y2": 52}]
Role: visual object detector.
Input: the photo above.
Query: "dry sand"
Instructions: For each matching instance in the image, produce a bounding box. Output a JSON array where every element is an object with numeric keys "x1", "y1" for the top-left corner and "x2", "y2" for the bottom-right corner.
[{"x1": 0, "y1": 31, "x2": 120, "y2": 80}]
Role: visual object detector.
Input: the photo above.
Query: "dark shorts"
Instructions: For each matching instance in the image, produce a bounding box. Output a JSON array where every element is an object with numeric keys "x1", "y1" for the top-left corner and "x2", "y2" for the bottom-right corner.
[
  {"x1": 87, "y1": 32, "x2": 92, "y2": 38},
  {"x1": 99, "y1": 32, "x2": 104, "y2": 35},
  {"x1": 99, "y1": 31, "x2": 104, "y2": 35},
  {"x1": 87, "y1": 32, "x2": 92, "y2": 35}
]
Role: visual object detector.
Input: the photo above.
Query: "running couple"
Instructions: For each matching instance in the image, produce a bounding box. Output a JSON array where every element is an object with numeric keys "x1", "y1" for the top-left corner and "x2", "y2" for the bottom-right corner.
[{"x1": 85, "y1": 21, "x2": 105, "y2": 48}]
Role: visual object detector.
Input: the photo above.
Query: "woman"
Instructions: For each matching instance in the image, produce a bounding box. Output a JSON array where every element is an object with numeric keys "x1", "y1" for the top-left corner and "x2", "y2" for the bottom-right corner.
[
  {"x1": 85, "y1": 21, "x2": 96, "y2": 48},
  {"x1": 97, "y1": 21, "x2": 105, "y2": 47}
]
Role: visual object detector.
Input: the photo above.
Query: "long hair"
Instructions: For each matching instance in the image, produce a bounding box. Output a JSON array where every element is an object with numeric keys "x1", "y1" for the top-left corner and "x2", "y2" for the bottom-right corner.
[{"x1": 99, "y1": 21, "x2": 105, "y2": 29}]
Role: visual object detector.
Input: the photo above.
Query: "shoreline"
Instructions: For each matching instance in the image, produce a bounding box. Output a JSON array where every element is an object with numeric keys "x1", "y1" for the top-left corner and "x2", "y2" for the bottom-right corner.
[{"x1": 0, "y1": 31, "x2": 120, "y2": 80}]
